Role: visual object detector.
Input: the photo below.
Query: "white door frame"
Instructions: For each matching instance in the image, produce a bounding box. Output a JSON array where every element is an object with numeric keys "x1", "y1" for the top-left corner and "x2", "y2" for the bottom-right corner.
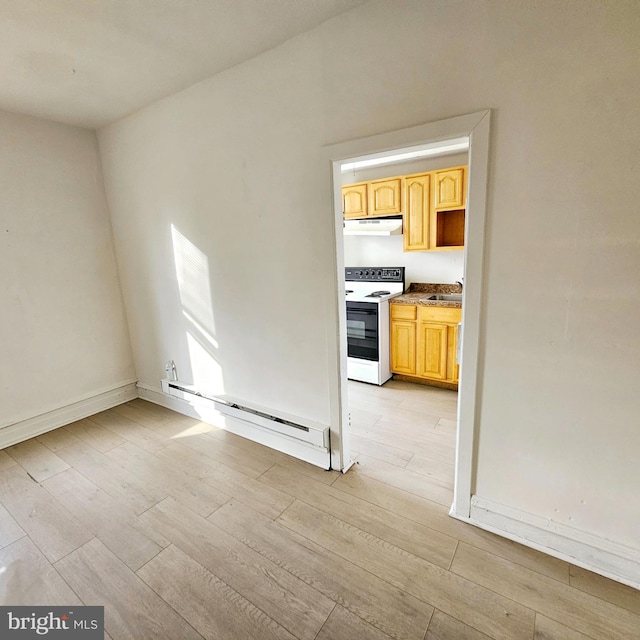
[{"x1": 323, "y1": 110, "x2": 491, "y2": 518}]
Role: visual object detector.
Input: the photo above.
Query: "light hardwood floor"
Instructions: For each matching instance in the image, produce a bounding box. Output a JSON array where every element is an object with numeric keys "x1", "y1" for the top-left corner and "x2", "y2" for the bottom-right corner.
[{"x1": 1, "y1": 380, "x2": 639, "y2": 640}]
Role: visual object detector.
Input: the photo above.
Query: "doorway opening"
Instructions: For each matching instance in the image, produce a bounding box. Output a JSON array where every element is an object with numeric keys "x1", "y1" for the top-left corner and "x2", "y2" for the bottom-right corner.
[
  {"x1": 325, "y1": 111, "x2": 490, "y2": 520},
  {"x1": 343, "y1": 143, "x2": 467, "y2": 509}
]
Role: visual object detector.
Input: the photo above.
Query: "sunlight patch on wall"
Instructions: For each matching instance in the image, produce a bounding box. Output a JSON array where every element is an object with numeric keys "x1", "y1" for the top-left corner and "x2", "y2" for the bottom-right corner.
[
  {"x1": 171, "y1": 224, "x2": 216, "y2": 331},
  {"x1": 171, "y1": 223, "x2": 224, "y2": 396},
  {"x1": 186, "y1": 332, "x2": 224, "y2": 396},
  {"x1": 182, "y1": 308, "x2": 219, "y2": 349}
]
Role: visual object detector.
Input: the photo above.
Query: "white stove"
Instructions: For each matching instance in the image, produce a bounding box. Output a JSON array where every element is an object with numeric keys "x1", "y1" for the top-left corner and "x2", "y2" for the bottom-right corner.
[
  {"x1": 345, "y1": 267, "x2": 405, "y2": 385},
  {"x1": 345, "y1": 287, "x2": 403, "y2": 304},
  {"x1": 345, "y1": 268, "x2": 405, "y2": 302}
]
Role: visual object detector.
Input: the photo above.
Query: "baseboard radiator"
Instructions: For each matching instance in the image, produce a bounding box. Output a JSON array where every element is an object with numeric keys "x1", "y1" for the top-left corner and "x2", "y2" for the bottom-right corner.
[{"x1": 160, "y1": 379, "x2": 331, "y2": 467}]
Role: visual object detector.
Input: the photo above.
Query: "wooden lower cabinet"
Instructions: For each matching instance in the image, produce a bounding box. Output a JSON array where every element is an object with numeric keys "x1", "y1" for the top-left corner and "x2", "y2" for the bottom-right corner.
[
  {"x1": 416, "y1": 322, "x2": 448, "y2": 380},
  {"x1": 390, "y1": 303, "x2": 417, "y2": 375},
  {"x1": 391, "y1": 320, "x2": 416, "y2": 375},
  {"x1": 447, "y1": 324, "x2": 460, "y2": 384},
  {"x1": 390, "y1": 303, "x2": 461, "y2": 386}
]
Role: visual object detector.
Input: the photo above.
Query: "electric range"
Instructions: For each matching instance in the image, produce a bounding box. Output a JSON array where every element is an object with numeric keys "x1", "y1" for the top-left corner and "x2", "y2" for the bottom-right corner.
[{"x1": 345, "y1": 267, "x2": 405, "y2": 385}]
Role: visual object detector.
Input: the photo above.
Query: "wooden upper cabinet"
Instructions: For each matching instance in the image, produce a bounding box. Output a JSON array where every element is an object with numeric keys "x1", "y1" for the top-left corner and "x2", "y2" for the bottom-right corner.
[
  {"x1": 368, "y1": 178, "x2": 402, "y2": 217},
  {"x1": 343, "y1": 165, "x2": 467, "y2": 249},
  {"x1": 403, "y1": 173, "x2": 430, "y2": 252},
  {"x1": 342, "y1": 183, "x2": 368, "y2": 219},
  {"x1": 434, "y1": 166, "x2": 465, "y2": 210}
]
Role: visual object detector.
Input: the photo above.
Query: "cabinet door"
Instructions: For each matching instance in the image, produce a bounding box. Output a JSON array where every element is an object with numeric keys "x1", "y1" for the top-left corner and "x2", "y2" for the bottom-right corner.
[
  {"x1": 369, "y1": 178, "x2": 402, "y2": 217},
  {"x1": 434, "y1": 167, "x2": 465, "y2": 210},
  {"x1": 391, "y1": 320, "x2": 416, "y2": 375},
  {"x1": 416, "y1": 322, "x2": 448, "y2": 380},
  {"x1": 342, "y1": 183, "x2": 368, "y2": 219},
  {"x1": 403, "y1": 173, "x2": 430, "y2": 251},
  {"x1": 447, "y1": 324, "x2": 460, "y2": 383}
]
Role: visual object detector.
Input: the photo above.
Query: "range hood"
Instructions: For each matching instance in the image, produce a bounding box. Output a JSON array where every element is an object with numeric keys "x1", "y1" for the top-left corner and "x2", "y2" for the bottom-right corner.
[{"x1": 343, "y1": 218, "x2": 403, "y2": 236}]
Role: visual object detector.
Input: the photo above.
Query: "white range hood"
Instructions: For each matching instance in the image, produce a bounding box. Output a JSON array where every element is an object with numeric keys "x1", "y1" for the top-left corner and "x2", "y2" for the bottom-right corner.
[{"x1": 343, "y1": 218, "x2": 403, "y2": 236}]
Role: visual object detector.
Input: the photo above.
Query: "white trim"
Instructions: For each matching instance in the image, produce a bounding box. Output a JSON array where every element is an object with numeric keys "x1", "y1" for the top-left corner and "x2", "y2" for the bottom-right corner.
[
  {"x1": 341, "y1": 458, "x2": 356, "y2": 474},
  {"x1": 326, "y1": 158, "x2": 349, "y2": 472},
  {"x1": 324, "y1": 110, "x2": 491, "y2": 499},
  {"x1": 450, "y1": 496, "x2": 640, "y2": 590},
  {"x1": 138, "y1": 383, "x2": 332, "y2": 470},
  {"x1": 453, "y1": 110, "x2": 491, "y2": 518},
  {"x1": 0, "y1": 378, "x2": 138, "y2": 430},
  {"x1": 0, "y1": 381, "x2": 138, "y2": 449}
]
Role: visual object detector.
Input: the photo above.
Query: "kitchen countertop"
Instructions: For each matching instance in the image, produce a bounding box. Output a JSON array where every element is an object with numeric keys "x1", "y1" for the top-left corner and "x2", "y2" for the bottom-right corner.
[{"x1": 392, "y1": 282, "x2": 462, "y2": 308}]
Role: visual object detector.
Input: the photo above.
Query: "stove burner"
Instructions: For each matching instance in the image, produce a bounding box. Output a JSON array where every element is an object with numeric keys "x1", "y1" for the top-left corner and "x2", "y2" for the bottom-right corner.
[
  {"x1": 345, "y1": 289, "x2": 354, "y2": 294},
  {"x1": 367, "y1": 290, "x2": 391, "y2": 298}
]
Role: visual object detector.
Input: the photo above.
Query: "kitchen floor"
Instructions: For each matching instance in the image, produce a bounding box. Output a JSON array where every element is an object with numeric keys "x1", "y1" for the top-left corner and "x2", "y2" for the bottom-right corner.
[
  {"x1": 1, "y1": 395, "x2": 639, "y2": 640},
  {"x1": 347, "y1": 379, "x2": 456, "y2": 500}
]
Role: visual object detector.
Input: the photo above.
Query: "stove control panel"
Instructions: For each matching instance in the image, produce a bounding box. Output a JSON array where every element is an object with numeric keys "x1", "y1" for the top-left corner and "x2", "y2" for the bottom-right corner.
[{"x1": 345, "y1": 267, "x2": 405, "y2": 283}]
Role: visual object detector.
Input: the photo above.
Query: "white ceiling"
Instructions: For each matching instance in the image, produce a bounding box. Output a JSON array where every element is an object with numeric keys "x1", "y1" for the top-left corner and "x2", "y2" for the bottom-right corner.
[{"x1": 0, "y1": 0, "x2": 368, "y2": 129}]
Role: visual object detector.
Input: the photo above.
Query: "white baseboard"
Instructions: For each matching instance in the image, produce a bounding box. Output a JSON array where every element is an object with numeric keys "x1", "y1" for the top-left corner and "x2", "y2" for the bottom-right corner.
[
  {"x1": 450, "y1": 495, "x2": 640, "y2": 590},
  {"x1": 137, "y1": 383, "x2": 332, "y2": 470},
  {"x1": 0, "y1": 381, "x2": 138, "y2": 449}
]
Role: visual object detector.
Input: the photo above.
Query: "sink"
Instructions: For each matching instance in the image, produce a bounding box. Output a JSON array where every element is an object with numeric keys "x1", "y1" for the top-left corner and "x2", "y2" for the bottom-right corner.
[{"x1": 427, "y1": 293, "x2": 462, "y2": 302}]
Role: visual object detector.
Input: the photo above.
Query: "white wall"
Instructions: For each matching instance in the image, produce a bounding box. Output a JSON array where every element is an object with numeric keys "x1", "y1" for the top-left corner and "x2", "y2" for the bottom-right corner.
[
  {"x1": 98, "y1": 0, "x2": 640, "y2": 558},
  {"x1": 0, "y1": 110, "x2": 135, "y2": 429},
  {"x1": 344, "y1": 234, "x2": 464, "y2": 286},
  {"x1": 342, "y1": 153, "x2": 467, "y2": 286}
]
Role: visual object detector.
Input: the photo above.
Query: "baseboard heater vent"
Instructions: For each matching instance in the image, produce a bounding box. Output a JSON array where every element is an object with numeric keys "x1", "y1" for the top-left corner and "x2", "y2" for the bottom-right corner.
[{"x1": 161, "y1": 380, "x2": 329, "y2": 450}]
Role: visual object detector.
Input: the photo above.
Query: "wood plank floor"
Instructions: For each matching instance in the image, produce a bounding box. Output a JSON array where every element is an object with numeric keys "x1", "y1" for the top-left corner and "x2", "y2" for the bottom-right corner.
[{"x1": 1, "y1": 379, "x2": 640, "y2": 640}]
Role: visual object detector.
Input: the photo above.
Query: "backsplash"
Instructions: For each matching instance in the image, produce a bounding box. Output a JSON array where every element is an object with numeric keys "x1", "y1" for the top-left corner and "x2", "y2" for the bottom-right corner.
[{"x1": 343, "y1": 234, "x2": 464, "y2": 289}]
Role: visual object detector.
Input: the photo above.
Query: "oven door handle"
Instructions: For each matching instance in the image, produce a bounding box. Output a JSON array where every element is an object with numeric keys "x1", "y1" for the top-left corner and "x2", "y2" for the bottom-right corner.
[{"x1": 347, "y1": 309, "x2": 377, "y2": 316}]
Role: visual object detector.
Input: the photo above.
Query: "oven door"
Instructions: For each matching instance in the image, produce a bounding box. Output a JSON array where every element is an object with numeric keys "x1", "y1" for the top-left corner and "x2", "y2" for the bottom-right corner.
[{"x1": 346, "y1": 302, "x2": 379, "y2": 361}]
